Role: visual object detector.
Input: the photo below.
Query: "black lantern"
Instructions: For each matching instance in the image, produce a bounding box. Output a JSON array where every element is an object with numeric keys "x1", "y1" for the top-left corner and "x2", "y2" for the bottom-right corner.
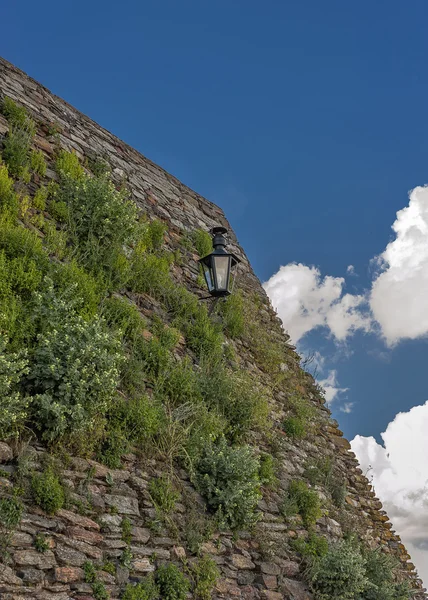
[{"x1": 199, "y1": 227, "x2": 240, "y2": 297}]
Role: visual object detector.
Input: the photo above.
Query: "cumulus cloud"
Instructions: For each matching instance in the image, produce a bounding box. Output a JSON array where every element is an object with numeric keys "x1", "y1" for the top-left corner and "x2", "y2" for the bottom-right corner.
[
  {"x1": 339, "y1": 402, "x2": 354, "y2": 413},
  {"x1": 351, "y1": 402, "x2": 428, "y2": 585},
  {"x1": 264, "y1": 185, "x2": 428, "y2": 347},
  {"x1": 318, "y1": 369, "x2": 349, "y2": 405},
  {"x1": 370, "y1": 186, "x2": 428, "y2": 346},
  {"x1": 347, "y1": 264, "x2": 357, "y2": 276},
  {"x1": 263, "y1": 263, "x2": 372, "y2": 343}
]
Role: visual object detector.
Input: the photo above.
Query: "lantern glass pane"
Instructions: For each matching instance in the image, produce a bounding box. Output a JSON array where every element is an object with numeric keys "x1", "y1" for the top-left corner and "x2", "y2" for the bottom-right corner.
[
  {"x1": 203, "y1": 263, "x2": 214, "y2": 292},
  {"x1": 214, "y1": 255, "x2": 230, "y2": 291}
]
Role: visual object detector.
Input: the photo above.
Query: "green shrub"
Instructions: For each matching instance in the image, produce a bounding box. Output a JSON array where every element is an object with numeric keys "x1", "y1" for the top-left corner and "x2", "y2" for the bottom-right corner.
[
  {"x1": 156, "y1": 563, "x2": 190, "y2": 600},
  {"x1": 102, "y1": 561, "x2": 116, "y2": 575},
  {"x1": 102, "y1": 295, "x2": 144, "y2": 340},
  {"x1": 1, "y1": 97, "x2": 28, "y2": 127},
  {"x1": 34, "y1": 533, "x2": 49, "y2": 553},
  {"x1": 138, "y1": 219, "x2": 167, "y2": 251},
  {"x1": 30, "y1": 150, "x2": 46, "y2": 177},
  {"x1": 259, "y1": 453, "x2": 278, "y2": 487},
  {"x1": 28, "y1": 281, "x2": 123, "y2": 444},
  {"x1": 130, "y1": 250, "x2": 171, "y2": 297},
  {"x1": 121, "y1": 516, "x2": 132, "y2": 544},
  {"x1": 33, "y1": 186, "x2": 47, "y2": 211},
  {"x1": 307, "y1": 540, "x2": 368, "y2": 600},
  {"x1": 149, "y1": 475, "x2": 179, "y2": 513},
  {"x1": 220, "y1": 292, "x2": 244, "y2": 338},
  {"x1": 179, "y1": 304, "x2": 224, "y2": 359},
  {"x1": 0, "y1": 495, "x2": 23, "y2": 529},
  {"x1": 48, "y1": 198, "x2": 69, "y2": 222},
  {"x1": 57, "y1": 171, "x2": 137, "y2": 271},
  {"x1": 195, "y1": 436, "x2": 261, "y2": 530},
  {"x1": 192, "y1": 229, "x2": 212, "y2": 257},
  {"x1": 120, "y1": 546, "x2": 133, "y2": 568},
  {"x1": 0, "y1": 163, "x2": 18, "y2": 218},
  {"x1": 362, "y1": 548, "x2": 413, "y2": 600},
  {"x1": 193, "y1": 554, "x2": 219, "y2": 600},
  {"x1": 31, "y1": 467, "x2": 65, "y2": 514},
  {"x1": 155, "y1": 357, "x2": 200, "y2": 407},
  {"x1": 84, "y1": 561, "x2": 109, "y2": 600},
  {"x1": 122, "y1": 575, "x2": 159, "y2": 600},
  {"x1": 0, "y1": 337, "x2": 29, "y2": 439},
  {"x1": 51, "y1": 260, "x2": 101, "y2": 319},
  {"x1": 283, "y1": 416, "x2": 306, "y2": 439},
  {"x1": 55, "y1": 150, "x2": 85, "y2": 180},
  {"x1": 283, "y1": 480, "x2": 321, "y2": 527},
  {"x1": 293, "y1": 532, "x2": 328, "y2": 559},
  {"x1": 304, "y1": 457, "x2": 333, "y2": 486}
]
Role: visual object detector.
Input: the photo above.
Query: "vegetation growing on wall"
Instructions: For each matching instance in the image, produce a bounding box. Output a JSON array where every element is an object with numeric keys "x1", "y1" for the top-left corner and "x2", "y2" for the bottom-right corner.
[{"x1": 0, "y1": 96, "x2": 414, "y2": 599}]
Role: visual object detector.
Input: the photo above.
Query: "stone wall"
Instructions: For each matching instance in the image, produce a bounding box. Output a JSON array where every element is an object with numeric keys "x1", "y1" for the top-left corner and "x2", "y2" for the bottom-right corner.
[{"x1": 0, "y1": 56, "x2": 425, "y2": 600}]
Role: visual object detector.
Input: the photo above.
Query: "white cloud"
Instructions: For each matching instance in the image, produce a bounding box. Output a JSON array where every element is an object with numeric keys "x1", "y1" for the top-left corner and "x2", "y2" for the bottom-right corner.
[
  {"x1": 340, "y1": 402, "x2": 354, "y2": 413},
  {"x1": 318, "y1": 369, "x2": 348, "y2": 405},
  {"x1": 347, "y1": 265, "x2": 357, "y2": 276},
  {"x1": 263, "y1": 263, "x2": 372, "y2": 343},
  {"x1": 351, "y1": 402, "x2": 428, "y2": 586},
  {"x1": 370, "y1": 185, "x2": 428, "y2": 346}
]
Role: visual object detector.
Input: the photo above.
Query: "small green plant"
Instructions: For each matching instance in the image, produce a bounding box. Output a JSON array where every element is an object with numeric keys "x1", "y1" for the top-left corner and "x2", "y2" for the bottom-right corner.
[
  {"x1": 30, "y1": 149, "x2": 47, "y2": 177},
  {"x1": 102, "y1": 562, "x2": 116, "y2": 576},
  {"x1": 1, "y1": 97, "x2": 28, "y2": 127},
  {"x1": 55, "y1": 149, "x2": 85, "y2": 180},
  {"x1": 0, "y1": 495, "x2": 23, "y2": 529},
  {"x1": 283, "y1": 416, "x2": 306, "y2": 439},
  {"x1": 121, "y1": 516, "x2": 132, "y2": 544},
  {"x1": 259, "y1": 453, "x2": 278, "y2": 488},
  {"x1": 120, "y1": 546, "x2": 133, "y2": 569},
  {"x1": 193, "y1": 554, "x2": 219, "y2": 600},
  {"x1": 48, "y1": 198, "x2": 69, "y2": 222},
  {"x1": 293, "y1": 532, "x2": 328, "y2": 559},
  {"x1": 34, "y1": 533, "x2": 49, "y2": 553},
  {"x1": 220, "y1": 292, "x2": 244, "y2": 338},
  {"x1": 192, "y1": 229, "x2": 213, "y2": 257},
  {"x1": 0, "y1": 337, "x2": 29, "y2": 439},
  {"x1": 156, "y1": 563, "x2": 190, "y2": 600},
  {"x1": 1, "y1": 99, "x2": 36, "y2": 180},
  {"x1": 31, "y1": 467, "x2": 65, "y2": 514},
  {"x1": 84, "y1": 561, "x2": 109, "y2": 600},
  {"x1": 0, "y1": 163, "x2": 19, "y2": 219},
  {"x1": 362, "y1": 547, "x2": 413, "y2": 600},
  {"x1": 195, "y1": 436, "x2": 261, "y2": 530},
  {"x1": 149, "y1": 475, "x2": 179, "y2": 513},
  {"x1": 282, "y1": 480, "x2": 321, "y2": 527},
  {"x1": 121, "y1": 575, "x2": 159, "y2": 600},
  {"x1": 33, "y1": 186, "x2": 48, "y2": 211}
]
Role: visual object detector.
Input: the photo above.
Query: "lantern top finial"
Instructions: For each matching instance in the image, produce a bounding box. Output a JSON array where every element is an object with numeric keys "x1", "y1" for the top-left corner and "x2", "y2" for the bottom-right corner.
[{"x1": 211, "y1": 226, "x2": 228, "y2": 250}]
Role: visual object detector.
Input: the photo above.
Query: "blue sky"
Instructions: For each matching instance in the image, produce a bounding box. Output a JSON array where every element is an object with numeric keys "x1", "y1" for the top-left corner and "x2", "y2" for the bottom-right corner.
[{"x1": 3, "y1": 1, "x2": 428, "y2": 580}]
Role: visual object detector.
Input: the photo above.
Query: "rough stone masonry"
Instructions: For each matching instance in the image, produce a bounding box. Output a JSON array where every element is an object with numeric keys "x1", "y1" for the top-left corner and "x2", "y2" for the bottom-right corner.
[{"x1": 0, "y1": 56, "x2": 426, "y2": 600}]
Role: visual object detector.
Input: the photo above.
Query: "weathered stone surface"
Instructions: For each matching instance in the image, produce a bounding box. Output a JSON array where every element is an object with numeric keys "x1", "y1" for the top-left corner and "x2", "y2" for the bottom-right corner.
[
  {"x1": 131, "y1": 526, "x2": 150, "y2": 543},
  {"x1": 132, "y1": 558, "x2": 155, "y2": 573},
  {"x1": 0, "y1": 442, "x2": 13, "y2": 462},
  {"x1": 260, "y1": 563, "x2": 281, "y2": 576},
  {"x1": 261, "y1": 591, "x2": 283, "y2": 600},
  {"x1": 55, "y1": 544, "x2": 87, "y2": 567},
  {"x1": 55, "y1": 566, "x2": 84, "y2": 582},
  {"x1": 13, "y1": 549, "x2": 56, "y2": 569},
  {"x1": 281, "y1": 578, "x2": 312, "y2": 600},
  {"x1": 10, "y1": 532, "x2": 33, "y2": 546},
  {"x1": 104, "y1": 494, "x2": 140, "y2": 515},
  {"x1": 66, "y1": 526, "x2": 103, "y2": 545},
  {"x1": 18, "y1": 567, "x2": 45, "y2": 583},
  {"x1": 0, "y1": 564, "x2": 23, "y2": 584},
  {"x1": 56, "y1": 509, "x2": 100, "y2": 530},
  {"x1": 231, "y1": 554, "x2": 256, "y2": 570}
]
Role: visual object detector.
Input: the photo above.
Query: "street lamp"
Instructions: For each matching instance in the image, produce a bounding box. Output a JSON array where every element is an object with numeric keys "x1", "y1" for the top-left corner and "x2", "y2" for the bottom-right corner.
[{"x1": 199, "y1": 227, "x2": 240, "y2": 297}]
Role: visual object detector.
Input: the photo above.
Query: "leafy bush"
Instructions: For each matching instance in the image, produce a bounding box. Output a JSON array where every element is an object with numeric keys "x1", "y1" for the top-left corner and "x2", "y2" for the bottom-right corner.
[
  {"x1": 57, "y1": 171, "x2": 137, "y2": 271},
  {"x1": 84, "y1": 560, "x2": 109, "y2": 600},
  {"x1": 193, "y1": 554, "x2": 219, "y2": 600},
  {"x1": 121, "y1": 516, "x2": 132, "y2": 544},
  {"x1": 220, "y1": 292, "x2": 244, "y2": 338},
  {"x1": 48, "y1": 198, "x2": 69, "y2": 222},
  {"x1": 102, "y1": 295, "x2": 144, "y2": 340},
  {"x1": 30, "y1": 150, "x2": 46, "y2": 177},
  {"x1": 138, "y1": 219, "x2": 167, "y2": 251},
  {"x1": 283, "y1": 480, "x2": 321, "y2": 527},
  {"x1": 307, "y1": 540, "x2": 368, "y2": 600},
  {"x1": 304, "y1": 457, "x2": 333, "y2": 486},
  {"x1": 130, "y1": 250, "x2": 171, "y2": 297},
  {"x1": 0, "y1": 495, "x2": 23, "y2": 529},
  {"x1": 28, "y1": 280, "x2": 123, "y2": 444},
  {"x1": 293, "y1": 532, "x2": 328, "y2": 559},
  {"x1": 55, "y1": 150, "x2": 85, "y2": 180},
  {"x1": 34, "y1": 533, "x2": 49, "y2": 553},
  {"x1": 259, "y1": 453, "x2": 278, "y2": 487},
  {"x1": 33, "y1": 186, "x2": 48, "y2": 211},
  {"x1": 0, "y1": 337, "x2": 29, "y2": 439},
  {"x1": 1, "y1": 97, "x2": 28, "y2": 127},
  {"x1": 195, "y1": 436, "x2": 261, "y2": 530},
  {"x1": 0, "y1": 163, "x2": 18, "y2": 218},
  {"x1": 362, "y1": 548, "x2": 413, "y2": 600},
  {"x1": 149, "y1": 475, "x2": 179, "y2": 513},
  {"x1": 51, "y1": 260, "x2": 101, "y2": 319},
  {"x1": 31, "y1": 467, "x2": 65, "y2": 514},
  {"x1": 156, "y1": 563, "x2": 190, "y2": 600},
  {"x1": 1, "y1": 98, "x2": 35, "y2": 180},
  {"x1": 155, "y1": 357, "x2": 200, "y2": 407},
  {"x1": 122, "y1": 576, "x2": 159, "y2": 600},
  {"x1": 283, "y1": 416, "x2": 306, "y2": 439},
  {"x1": 192, "y1": 229, "x2": 212, "y2": 257}
]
